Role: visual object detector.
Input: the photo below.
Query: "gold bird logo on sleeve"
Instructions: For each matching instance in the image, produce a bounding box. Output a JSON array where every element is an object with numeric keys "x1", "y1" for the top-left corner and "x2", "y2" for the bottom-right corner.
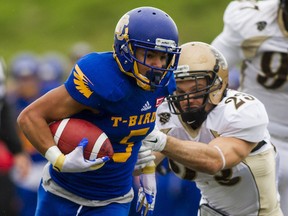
[{"x1": 73, "y1": 64, "x2": 94, "y2": 98}]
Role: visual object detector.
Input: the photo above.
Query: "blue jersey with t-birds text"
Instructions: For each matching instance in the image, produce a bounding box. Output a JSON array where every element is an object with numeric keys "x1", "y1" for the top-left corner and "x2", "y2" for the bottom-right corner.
[{"x1": 49, "y1": 51, "x2": 176, "y2": 201}]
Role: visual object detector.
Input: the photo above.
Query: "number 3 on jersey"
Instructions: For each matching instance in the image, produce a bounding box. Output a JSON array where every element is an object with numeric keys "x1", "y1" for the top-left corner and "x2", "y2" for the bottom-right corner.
[{"x1": 112, "y1": 128, "x2": 150, "y2": 162}]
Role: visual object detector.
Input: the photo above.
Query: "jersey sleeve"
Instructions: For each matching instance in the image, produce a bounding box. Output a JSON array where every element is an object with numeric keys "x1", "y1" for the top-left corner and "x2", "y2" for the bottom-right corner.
[
  {"x1": 208, "y1": 90, "x2": 269, "y2": 143},
  {"x1": 211, "y1": 1, "x2": 257, "y2": 67},
  {"x1": 64, "y1": 52, "x2": 128, "y2": 109}
]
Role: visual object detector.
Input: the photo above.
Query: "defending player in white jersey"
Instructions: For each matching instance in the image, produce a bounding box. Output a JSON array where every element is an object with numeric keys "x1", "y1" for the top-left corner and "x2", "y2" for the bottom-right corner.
[
  {"x1": 211, "y1": 1, "x2": 288, "y2": 214},
  {"x1": 136, "y1": 42, "x2": 283, "y2": 215}
]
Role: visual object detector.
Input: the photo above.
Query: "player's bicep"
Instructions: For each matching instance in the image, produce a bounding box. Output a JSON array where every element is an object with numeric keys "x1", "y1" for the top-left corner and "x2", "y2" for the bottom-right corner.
[
  {"x1": 24, "y1": 85, "x2": 87, "y2": 123},
  {"x1": 209, "y1": 137, "x2": 257, "y2": 168}
]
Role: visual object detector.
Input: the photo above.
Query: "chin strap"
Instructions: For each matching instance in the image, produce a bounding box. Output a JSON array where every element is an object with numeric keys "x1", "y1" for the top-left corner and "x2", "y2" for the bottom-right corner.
[
  {"x1": 146, "y1": 70, "x2": 163, "y2": 91},
  {"x1": 146, "y1": 70, "x2": 162, "y2": 85}
]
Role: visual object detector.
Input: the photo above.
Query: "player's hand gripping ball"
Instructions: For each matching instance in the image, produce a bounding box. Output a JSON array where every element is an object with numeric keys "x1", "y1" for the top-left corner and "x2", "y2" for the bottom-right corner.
[{"x1": 49, "y1": 118, "x2": 114, "y2": 161}]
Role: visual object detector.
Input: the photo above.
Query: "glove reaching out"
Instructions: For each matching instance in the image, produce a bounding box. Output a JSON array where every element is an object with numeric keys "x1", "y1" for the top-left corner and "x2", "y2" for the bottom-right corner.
[
  {"x1": 136, "y1": 161, "x2": 157, "y2": 216},
  {"x1": 134, "y1": 145, "x2": 156, "y2": 171},
  {"x1": 45, "y1": 138, "x2": 110, "y2": 172},
  {"x1": 142, "y1": 127, "x2": 167, "y2": 152}
]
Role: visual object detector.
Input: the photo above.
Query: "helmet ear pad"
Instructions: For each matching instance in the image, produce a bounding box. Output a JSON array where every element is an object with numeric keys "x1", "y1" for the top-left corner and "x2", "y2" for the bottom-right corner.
[{"x1": 209, "y1": 63, "x2": 228, "y2": 105}]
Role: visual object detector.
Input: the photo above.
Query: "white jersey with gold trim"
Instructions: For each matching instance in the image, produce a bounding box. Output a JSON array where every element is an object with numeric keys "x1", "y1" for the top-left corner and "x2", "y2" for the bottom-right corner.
[
  {"x1": 156, "y1": 89, "x2": 282, "y2": 215},
  {"x1": 211, "y1": 1, "x2": 288, "y2": 214},
  {"x1": 211, "y1": 0, "x2": 288, "y2": 138}
]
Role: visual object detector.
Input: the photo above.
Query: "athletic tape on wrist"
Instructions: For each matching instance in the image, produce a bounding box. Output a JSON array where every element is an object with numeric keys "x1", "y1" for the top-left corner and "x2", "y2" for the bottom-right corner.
[
  {"x1": 53, "y1": 154, "x2": 65, "y2": 172},
  {"x1": 45, "y1": 146, "x2": 63, "y2": 165},
  {"x1": 142, "y1": 161, "x2": 156, "y2": 174}
]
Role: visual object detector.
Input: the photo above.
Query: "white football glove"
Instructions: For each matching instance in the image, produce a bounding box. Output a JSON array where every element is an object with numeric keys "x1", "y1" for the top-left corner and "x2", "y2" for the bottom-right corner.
[
  {"x1": 134, "y1": 145, "x2": 156, "y2": 171},
  {"x1": 45, "y1": 138, "x2": 110, "y2": 172},
  {"x1": 136, "y1": 161, "x2": 157, "y2": 216},
  {"x1": 142, "y1": 127, "x2": 167, "y2": 152}
]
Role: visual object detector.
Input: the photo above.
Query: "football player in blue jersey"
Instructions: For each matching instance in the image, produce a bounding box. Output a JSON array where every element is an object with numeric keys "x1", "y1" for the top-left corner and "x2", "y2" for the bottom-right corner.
[{"x1": 17, "y1": 6, "x2": 181, "y2": 216}]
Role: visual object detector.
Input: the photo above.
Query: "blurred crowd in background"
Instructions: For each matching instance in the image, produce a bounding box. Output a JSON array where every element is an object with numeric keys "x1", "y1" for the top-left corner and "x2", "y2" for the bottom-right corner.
[
  {"x1": 0, "y1": 41, "x2": 240, "y2": 216},
  {"x1": 0, "y1": 41, "x2": 92, "y2": 216}
]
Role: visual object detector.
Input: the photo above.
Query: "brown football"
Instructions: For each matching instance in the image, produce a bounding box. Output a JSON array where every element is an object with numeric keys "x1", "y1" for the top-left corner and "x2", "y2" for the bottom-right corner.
[{"x1": 49, "y1": 118, "x2": 114, "y2": 160}]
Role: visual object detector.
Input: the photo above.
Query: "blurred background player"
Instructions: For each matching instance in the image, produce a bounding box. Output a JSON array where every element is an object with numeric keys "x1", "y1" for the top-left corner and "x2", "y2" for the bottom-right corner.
[
  {"x1": 7, "y1": 52, "x2": 41, "y2": 107},
  {"x1": 139, "y1": 41, "x2": 283, "y2": 216},
  {"x1": 37, "y1": 51, "x2": 68, "y2": 95},
  {"x1": 17, "y1": 6, "x2": 181, "y2": 216},
  {"x1": 7, "y1": 52, "x2": 47, "y2": 216},
  {"x1": 69, "y1": 41, "x2": 92, "y2": 66},
  {"x1": 0, "y1": 58, "x2": 31, "y2": 216},
  {"x1": 211, "y1": 0, "x2": 288, "y2": 214},
  {"x1": 67, "y1": 41, "x2": 92, "y2": 81},
  {"x1": 154, "y1": 162, "x2": 201, "y2": 216}
]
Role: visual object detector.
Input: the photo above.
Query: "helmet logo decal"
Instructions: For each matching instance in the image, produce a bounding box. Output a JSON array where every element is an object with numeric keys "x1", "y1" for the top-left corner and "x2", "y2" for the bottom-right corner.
[
  {"x1": 115, "y1": 14, "x2": 130, "y2": 41},
  {"x1": 73, "y1": 64, "x2": 94, "y2": 98}
]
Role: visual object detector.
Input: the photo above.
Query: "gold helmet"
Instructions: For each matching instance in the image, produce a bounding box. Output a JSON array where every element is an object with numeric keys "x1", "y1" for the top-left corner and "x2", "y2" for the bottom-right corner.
[
  {"x1": 171, "y1": 41, "x2": 228, "y2": 104},
  {"x1": 167, "y1": 42, "x2": 228, "y2": 129}
]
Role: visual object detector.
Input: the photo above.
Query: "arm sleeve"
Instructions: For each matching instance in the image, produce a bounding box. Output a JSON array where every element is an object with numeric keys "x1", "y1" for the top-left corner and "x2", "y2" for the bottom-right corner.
[{"x1": 0, "y1": 98, "x2": 23, "y2": 155}]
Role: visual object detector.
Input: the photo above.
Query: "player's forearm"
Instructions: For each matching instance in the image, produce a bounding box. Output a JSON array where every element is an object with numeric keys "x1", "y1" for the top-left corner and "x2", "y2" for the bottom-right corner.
[
  {"x1": 162, "y1": 136, "x2": 224, "y2": 175},
  {"x1": 154, "y1": 152, "x2": 165, "y2": 166},
  {"x1": 17, "y1": 107, "x2": 56, "y2": 156}
]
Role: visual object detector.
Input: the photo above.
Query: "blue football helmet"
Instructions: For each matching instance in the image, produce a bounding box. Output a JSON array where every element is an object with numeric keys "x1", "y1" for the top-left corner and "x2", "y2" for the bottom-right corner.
[
  {"x1": 113, "y1": 6, "x2": 181, "y2": 91},
  {"x1": 10, "y1": 52, "x2": 39, "y2": 79},
  {"x1": 38, "y1": 52, "x2": 67, "y2": 83}
]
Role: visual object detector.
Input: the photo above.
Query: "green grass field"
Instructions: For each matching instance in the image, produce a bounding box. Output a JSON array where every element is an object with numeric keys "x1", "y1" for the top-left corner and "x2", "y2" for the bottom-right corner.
[{"x1": 1, "y1": 0, "x2": 231, "y2": 63}]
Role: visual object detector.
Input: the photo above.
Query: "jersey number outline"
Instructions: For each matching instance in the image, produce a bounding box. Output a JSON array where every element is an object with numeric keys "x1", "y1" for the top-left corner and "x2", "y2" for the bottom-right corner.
[
  {"x1": 257, "y1": 51, "x2": 288, "y2": 89},
  {"x1": 214, "y1": 169, "x2": 241, "y2": 186},
  {"x1": 170, "y1": 160, "x2": 240, "y2": 186},
  {"x1": 112, "y1": 128, "x2": 149, "y2": 162},
  {"x1": 224, "y1": 93, "x2": 255, "y2": 109}
]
